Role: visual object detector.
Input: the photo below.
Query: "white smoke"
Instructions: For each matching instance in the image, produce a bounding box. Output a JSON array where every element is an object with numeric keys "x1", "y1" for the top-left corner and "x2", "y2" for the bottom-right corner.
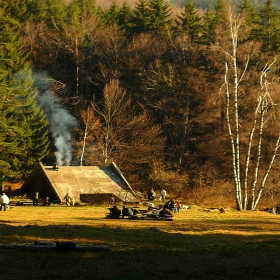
[{"x1": 33, "y1": 71, "x2": 77, "y2": 166}]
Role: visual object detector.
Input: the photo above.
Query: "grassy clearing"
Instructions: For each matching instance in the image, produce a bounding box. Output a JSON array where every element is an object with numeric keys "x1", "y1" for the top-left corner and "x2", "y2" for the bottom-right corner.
[{"x1": 0, "y1": 204, "x2": 280, "y2": 279}]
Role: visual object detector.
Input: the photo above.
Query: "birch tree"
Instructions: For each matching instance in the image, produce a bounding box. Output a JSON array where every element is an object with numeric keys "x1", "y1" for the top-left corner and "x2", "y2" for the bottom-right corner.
[
  {"x1": 215, "y1": 5, "x2": 280, "y2": 210},
  {"x1": 76, "y1": 107, "x2": 102, "y2": 166}
]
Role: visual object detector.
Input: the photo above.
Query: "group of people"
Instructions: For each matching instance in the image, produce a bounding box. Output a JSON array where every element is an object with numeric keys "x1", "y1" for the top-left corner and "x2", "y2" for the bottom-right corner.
[
  {"x1": 31, "y1": 191, "x2": 50, "y2": 206},
  {"x1": 109, "y1": 205, "x2": 140, "y2": 219},
  {"x1": 147, "y1": 187, "x2": 181, "y2": 213},
  {"x1": 64, "y1": 193, "x2": 75, "y2": 206},
  {"x1": 164, "y1": 200, "x2": 181, "y2": 213},
  {"x1": 147, "y1": 188, "x2": 167, "y2": 201}
]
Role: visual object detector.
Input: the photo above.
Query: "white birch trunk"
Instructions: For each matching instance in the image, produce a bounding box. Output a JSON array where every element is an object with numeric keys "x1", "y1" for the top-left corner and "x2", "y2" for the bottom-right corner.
[
  {"x1": 75, "y1": 36, "x2": 79, "y2": 97},
  {"x1": 80, "y1": 123, "x2": 88, "y2": 166},
  {"x1": 250, "y1": 101, "x2": 265, "y2": 209},
  {"x1": 249, "y1": 61, "x2": 277, "y2": 209},
  {"x1": 252, "y1": 135, "x2": 280, "y2": 210},
  {"x1": 220, "y1": 7, "x2": 279, "y2": 211},
  {"x1": 224, "y1": 62, "x2": 242, "y2": 210}
]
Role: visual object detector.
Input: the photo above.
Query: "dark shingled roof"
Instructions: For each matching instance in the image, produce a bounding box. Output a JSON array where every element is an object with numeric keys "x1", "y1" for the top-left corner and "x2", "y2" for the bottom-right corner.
[{"x1": 20, "y1": 162, "x2": 139, "y2": 203}]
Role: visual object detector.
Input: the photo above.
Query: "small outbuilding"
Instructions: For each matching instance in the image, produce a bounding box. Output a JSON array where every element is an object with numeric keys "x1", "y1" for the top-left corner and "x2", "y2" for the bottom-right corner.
[{"x1": 20, "y1": 162, "x2": 139, "y2": 204}]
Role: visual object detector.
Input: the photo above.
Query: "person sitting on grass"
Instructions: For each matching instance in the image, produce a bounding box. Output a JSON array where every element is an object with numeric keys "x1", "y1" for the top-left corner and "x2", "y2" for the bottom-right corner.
[
  {"x1": 159, "y1": 207, "x2": 173, "y2": 218},
  {"x1": 122, "y1": 206, "x2": 133, "y2": 218},
  {"x1": 43, "y1": 197, "x2": 50, "y2": 206},
  {"x1": 111, "y1": 205, "x2": 121, "y2": 217},
  {"x1": 164, "y1": 200, "x2": 177, "y2": 212},
  {"x1": 122, "y1": 206, "x2": 139, "y2": 219}
]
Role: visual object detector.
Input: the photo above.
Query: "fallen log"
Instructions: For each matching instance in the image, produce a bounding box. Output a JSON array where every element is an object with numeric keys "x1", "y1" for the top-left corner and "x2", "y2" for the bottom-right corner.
[{"x1": 0, "y1": 241, "x2": 110, "y2": 251}]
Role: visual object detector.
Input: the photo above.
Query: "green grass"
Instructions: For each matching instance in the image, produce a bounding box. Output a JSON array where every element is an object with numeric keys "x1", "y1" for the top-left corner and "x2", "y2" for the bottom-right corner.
[{"x1": 0, "y1": 204, "x2": 280, "y2": 279}]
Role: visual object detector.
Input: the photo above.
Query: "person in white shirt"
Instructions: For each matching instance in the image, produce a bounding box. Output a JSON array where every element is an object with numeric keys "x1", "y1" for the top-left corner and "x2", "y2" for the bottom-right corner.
[
  {"x1": 0, "y1": 193, "x2": 10, "y2": 211},
  {"x1": 161, "y1": 189, "x2": 167, "y2": 201}
]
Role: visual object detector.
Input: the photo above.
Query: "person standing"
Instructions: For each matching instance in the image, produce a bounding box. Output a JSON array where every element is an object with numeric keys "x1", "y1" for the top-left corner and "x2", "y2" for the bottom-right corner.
[
  {"x1": 32, "y1": 191, "x2": 39, "y2": 206},
  {"x1": 70, "y1": 197, "x2": 75, "y2": 206},
  {"x1": 161, "y1": 189, "x2": 167, "y2": 201},
  {"x1": 64, "y1": 193, "x2": 70, "y2": 206},
  {"x1": 147, "y1": 188, "x2": 155, "y2": 201},
  {"x1": 176, "y1": 201, "x2": 181, "y2": 213},
  {"x1": 0, "y1": 193, "x2": 10, "y2": 211},
  {"x1": 53, "y1": 162, "x2": 59, "y2": 171}
]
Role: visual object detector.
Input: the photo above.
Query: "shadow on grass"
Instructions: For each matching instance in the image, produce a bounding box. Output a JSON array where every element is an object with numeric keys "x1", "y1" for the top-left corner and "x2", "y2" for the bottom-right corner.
[{"x1": 0, "y1": 222, "x2": 280, "y2": 279}]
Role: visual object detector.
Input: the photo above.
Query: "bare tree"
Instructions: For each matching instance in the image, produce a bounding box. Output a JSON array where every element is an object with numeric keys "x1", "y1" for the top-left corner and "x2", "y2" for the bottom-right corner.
[
  {"x1": 22, "y1": 10, "x2": 103, "y2": 105},
  {"x1": 92, "y1": 79, "x2": 130, "y2": 164},
  {"x1": 76, "y1": 107, "x2": 102, "y2": 166},
  {"x1": 92, "y1": 79, "x2": 165, "y2": 179},
  {"x1": 215, "y1": 5, "x2": 280, "y2": 210}
]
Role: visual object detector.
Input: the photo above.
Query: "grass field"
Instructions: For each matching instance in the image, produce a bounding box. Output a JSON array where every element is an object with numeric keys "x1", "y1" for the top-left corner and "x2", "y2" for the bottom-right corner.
[{"x1": 0, "y1": 204, "x2": 280, "y2": 280}]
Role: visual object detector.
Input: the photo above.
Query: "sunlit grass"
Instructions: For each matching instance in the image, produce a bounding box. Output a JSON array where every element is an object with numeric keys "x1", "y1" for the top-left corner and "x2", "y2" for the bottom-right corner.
[{"x1": 0, "y1": 204, "x2": 280, "y2": 279}]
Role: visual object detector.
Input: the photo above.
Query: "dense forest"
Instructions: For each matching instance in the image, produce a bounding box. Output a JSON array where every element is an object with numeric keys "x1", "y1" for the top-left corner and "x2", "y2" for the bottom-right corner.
[
  {"x1": 170, "y1": 0, "x2": 280, "y2": 9},
  {"x1": 1, "y1": 0, "x2": 280, "y2": 210}
]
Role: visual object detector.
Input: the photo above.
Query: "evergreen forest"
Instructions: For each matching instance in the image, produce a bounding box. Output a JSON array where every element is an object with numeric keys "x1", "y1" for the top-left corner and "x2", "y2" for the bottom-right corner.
[
  {"x1": 1, "y1": 0, "x2": 280, "y2": 210},
  {"x1": 170, "y1": 0, "x2": 280, "y2": 10}
]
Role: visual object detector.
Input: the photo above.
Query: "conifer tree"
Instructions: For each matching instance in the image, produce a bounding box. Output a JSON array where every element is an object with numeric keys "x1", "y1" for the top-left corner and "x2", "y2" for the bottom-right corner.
[
  {"x1": 213, "y1": 0, "x2": 228, "y2": 26},
  {"x1": 26, "y1": 0, "x2": 67, "y2": 26},
  {"x1": 239, "y1": 0, "x2": 262, "y2": 40},
  {"x1": 101, "y1": 1, "x2": 120, "y2": 26},
  {"x1": 258, "y1": 0, "x2": 280, "y2": 52},
  {"x1": 0, "y1": 54, "x2": 23, "y2": 184},
  {"x1": 202, "y1": 0, "x2": 228, "y2": 44},
  {"x1": 117, "y1": 2, "x2": 133, "y2": 34},
  {"x1": 148, "y1": 0, "x2": 173, "y2": 34},
  {"x1": 15, "y1": 68, "x2": 50, "y2": 178},
  {"x1": 128, "y1": 0, "x2": 173, "y2": 35},
  {"x1": 128, "y1": 0, "x2": 153, "y2": 34},
  {"x1": 0, "y1": 12, "x2": 49, "y2": 181},
  {"x1": 0, "y1": 0, "x2": 30, "y2": 23},
  {"x1": 201, "y1": 8, "x2": 215, "y2": 44},
  {"x1": 176, "y1": 0, "x2": 203, "y2": 42}
]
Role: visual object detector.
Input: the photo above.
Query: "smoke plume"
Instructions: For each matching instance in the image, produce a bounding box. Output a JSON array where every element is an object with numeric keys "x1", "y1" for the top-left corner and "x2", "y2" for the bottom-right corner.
[{"x1": 33, "y1": 71, "x2": 77, "y2": 166}]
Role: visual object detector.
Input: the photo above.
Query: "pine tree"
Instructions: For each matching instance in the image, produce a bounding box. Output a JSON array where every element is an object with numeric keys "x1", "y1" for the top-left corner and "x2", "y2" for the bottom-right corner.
[
  {"x1": 176, "y1": 0, "x2": 203, "y2": 42},
  {"x1": 101, "y1": 1, "x2": 120, "y2": 26},
  {"x1": 202, "y1": 0, "x2": 229, "y2": 44},
  {"x1": 258, "y1": 0, "x2": 280, "y2": 52},
  {"x1": 0, "y1": 11, "x2": 49, "y2": 181},
  {"x1": 213, "y1": 0, "x2": 228, "y2": 26},
  {"x1": 117, "y1": 2, "x2": 133, "y2": 34},
  {"x1": 148, "y1": 0, "x2": 173, "y2": 34},
  {"x1": 239, "y1": 0, "x2": 262, "y2": 40},
  {"x1": 0, "y1": 14, "x2": 25, "y2": 183},
  {"x1": 0, "y1": 0, "x2": 30, "y2": 23},
  {"x1": 0, "y1": 59, "x2": 23, "y2": 184},
  {"x1": 128, "y1": 0, "x2": 153, "y2": 34},
  {"x1": 201, "y1": 8, "x2": 215, "y2": 44},
  {"x1": 14, "y1": 68, "x2": 50, "y2": 178},
  {"x1": 26, "y1": 0, "x2": 67, "y2": 26}
]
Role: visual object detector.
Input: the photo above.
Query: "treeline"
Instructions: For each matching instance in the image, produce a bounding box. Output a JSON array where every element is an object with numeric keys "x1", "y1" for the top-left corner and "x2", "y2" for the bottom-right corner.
[
  {"x1": 1, "y1": 0, "x2": 280, "y2": 206},
  {"x1": 170, "y1": 0, "x2": 280, "y2": 10}
]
